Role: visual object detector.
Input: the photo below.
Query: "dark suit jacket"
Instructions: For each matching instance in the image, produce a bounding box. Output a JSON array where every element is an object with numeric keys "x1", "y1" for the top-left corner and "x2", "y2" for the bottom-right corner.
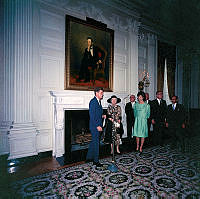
[
  {"x1": 89, "y1": 97, "x2": 103, "y2": 132},
  {"x1": 125, "y1": 102, "x2": 135, "y2": 124},
  {"x1": 166, "y1": 103, "x2": 186, "y2": 128},
  {"x1": 151, "y1": 99, "x2": 167, "y2": 124},
  {"x1": 146, "y1": 100, "x2": 152, "y2": 119},
  {"x1": 82, "y1": 46, "x2": 105, "y2": 70},
  {"x1": 146, "y1": 100, "x2": 152, "y2": 130}
]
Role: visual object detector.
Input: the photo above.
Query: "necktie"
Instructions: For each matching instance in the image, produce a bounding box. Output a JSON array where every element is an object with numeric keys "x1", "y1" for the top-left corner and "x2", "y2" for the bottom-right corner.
[
  {"x1": 99, "y1": 100, "x2": 101, "y2": 106},
  {"x1": 172, "y1": 104, "x2": 175, "y2": 110}
]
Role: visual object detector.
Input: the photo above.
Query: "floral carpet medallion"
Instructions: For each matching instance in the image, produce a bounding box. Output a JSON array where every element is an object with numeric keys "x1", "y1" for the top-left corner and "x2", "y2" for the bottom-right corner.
[
  {"x1": 70, "y1": 182, "x2": 102, "y2": 198},
  {"x1": 175, "y1": 167, "x2": 197, "y2": 179},
  {"x1": 153, "y1": 175, "x2": 180, "y2": 191},
  {"x1": 104, "y1": 172, "x2": 132, "y2": 188},
  {"x1": 137, "y1": 151, "x2": 155, "y2": 160},
  {"x1": 11, "y1": 145, "x2": 200, "y2": 198},
  {"x1": 170, "y1": 153, "x2": 189, "y2": 163},
  {"x1": 123, "y1": 185, "x2": 157, "y2": 199},
  {"x1": 115, "y1": 155, "x2": 136, "y2": 166},
  {"x1": 59, "y1": 168, "x2": 88, "y2": 183},
  {"x1": 153, "y1": 158, "x2": 173, "y2": 168},
  {"x1": 132, "y1": 164, "x2": 154, "y2": 177},
  {"x1": 152, "y1": 146, "x2": 171, "y2": 154}
]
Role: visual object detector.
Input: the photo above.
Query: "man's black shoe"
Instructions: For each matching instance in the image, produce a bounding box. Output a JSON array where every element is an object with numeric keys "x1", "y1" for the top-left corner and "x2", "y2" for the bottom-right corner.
[{"x1": 93, "y1": 162, "x2": 103, "y2": 167}]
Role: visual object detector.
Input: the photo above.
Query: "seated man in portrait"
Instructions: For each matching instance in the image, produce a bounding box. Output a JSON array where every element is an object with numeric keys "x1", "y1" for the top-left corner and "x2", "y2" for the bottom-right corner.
[{"x1": 78, "y1": 37, "x2": 106, "y2": 83}]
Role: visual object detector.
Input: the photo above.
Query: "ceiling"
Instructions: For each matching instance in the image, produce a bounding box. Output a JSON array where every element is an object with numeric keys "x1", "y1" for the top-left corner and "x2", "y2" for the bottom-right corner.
[{"x1": 117, "y1": 0, "x2": 200, "y2": 51}]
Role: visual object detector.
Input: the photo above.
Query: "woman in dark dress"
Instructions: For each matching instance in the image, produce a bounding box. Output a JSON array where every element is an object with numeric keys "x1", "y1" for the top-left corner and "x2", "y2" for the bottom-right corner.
[{"x1": 104, "y1": 95, "x2": 124, "y2": 154}]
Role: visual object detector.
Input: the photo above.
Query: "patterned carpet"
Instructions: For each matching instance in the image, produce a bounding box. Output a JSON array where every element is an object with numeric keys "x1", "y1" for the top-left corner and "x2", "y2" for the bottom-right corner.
[{"x1": 11, "y1": 144, "x2": 200, "y2": 198}]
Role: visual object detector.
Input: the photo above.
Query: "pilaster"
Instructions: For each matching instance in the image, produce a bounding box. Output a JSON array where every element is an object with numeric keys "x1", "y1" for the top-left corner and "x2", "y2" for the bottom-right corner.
[
  {"x1": 3, "y1": 0, "x2": 37, "y2": 159},
  {"x1": 3, "y1": 0, "x2": 34, "y2": 122},
  {"x1": 147, "y1": 33, "x2": 157, "y2": 99},
  {"x1": 128, "y1": 18, "x2": 139, "y2": 94}
]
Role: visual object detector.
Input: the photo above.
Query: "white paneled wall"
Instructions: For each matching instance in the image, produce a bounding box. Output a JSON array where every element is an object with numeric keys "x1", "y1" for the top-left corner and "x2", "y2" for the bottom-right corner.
[
  {"x1": 0, "y1": 0, "x2": 158, "y2": 159},
  {"x1": 32, "y1": 4, "x2": 65, "y2": 154}
]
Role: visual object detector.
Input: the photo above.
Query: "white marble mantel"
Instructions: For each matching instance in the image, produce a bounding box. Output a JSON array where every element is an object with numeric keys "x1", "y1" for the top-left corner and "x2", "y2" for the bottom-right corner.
[{"x1": 50, "y1": 90, "x2": 128, "y2": 158}]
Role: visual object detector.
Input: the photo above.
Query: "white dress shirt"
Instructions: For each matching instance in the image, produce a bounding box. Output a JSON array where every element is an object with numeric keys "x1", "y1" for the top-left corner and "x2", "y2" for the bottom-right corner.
[{"x1": 157, "y1": 98, "x2": 161, "y2": 105}]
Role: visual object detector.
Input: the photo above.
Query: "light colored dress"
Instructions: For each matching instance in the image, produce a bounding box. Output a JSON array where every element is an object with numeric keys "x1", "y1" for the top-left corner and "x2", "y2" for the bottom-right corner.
[{"x1": 132, "y1": 102, "x2": 150, "y2": 138}]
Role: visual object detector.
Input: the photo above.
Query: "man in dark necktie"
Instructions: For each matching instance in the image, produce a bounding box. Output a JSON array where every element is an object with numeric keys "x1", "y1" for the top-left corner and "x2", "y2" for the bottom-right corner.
[
  {"x1": 86, "y1": 87, "x2": 106, "y2": 167},
  {"x1": 125, "y1": 95, "x2": 135, "y2": 141},
  {"x1": 151, "y1": 91, "x2": 167, "y2": 146},
  {"x1": 166, "y1": 95, "x2": 186, "y2": 150},
  {"x1": 145, "y1": 93, "x2": 153, "y2": 146}
]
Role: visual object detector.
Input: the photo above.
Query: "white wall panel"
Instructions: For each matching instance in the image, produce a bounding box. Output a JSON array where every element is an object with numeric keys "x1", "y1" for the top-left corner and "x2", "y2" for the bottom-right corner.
[
  {"x1": 40, "y1": 56, "x2": 61, "y2": 88},
  {"x1": 114, "y1": 31, "x2": 130, "y2": 93},
  {"x1": 0, "y1": 130, "x2": 9, "y2": 155},
  {"x1": 115, "y1": 35, "x2": 128, "y2": 50},
  {"x1": 39, "y1": 96, "x2": 51, "y2": 122},
  {"x1": 40, "y1": 9, "x2": 63, "y2": 32},
  {"x1": 39, "y1": 8, "x2": 65, "y2": 57},
  {"x1": 37, "y1": 130, "x2": 52, "y2": 152},
  {"x1": 138, "y1": 46, "x2": 147, "y2": 58},
  {"x1": 40, "y1": 35, "x2": 63, "y2": 51},
  {"x1": 114, "y1": 54, "x2": 127, "y2": 65},
  {"x1": 114, "y1": 66, "x2": 127, "y2": 92},
  {"x1": 11, "y1": 138, "x2": 35, "y2": 153}
]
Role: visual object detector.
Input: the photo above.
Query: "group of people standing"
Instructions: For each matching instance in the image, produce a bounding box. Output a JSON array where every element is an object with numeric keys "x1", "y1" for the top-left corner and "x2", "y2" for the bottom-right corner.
[
  {"x1": 86, "y1": 87, "x2": 186, "y2": 167},
  {"x1": 125, "y1": 91, "x2": 186, "y2": 152}
]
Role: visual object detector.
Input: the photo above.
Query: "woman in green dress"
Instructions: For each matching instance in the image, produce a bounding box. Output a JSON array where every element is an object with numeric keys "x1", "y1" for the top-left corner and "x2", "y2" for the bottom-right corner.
[{"x1": 132, "y1": 91, "x2": 150, "y2": 152}]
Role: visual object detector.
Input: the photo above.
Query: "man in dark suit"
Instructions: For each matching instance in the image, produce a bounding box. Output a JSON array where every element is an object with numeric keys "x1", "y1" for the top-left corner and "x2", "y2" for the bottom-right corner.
[
  {"x1": 125, "y1": 95, "x2": 135, "y2": 140},
  {"x1": 79, "y1": 37, "x2": 105, "y2": 83},
  {"x1": 166, "y1": 95, "x2": 186, "y2": 149},
  {"x1": 86, "y1": 87, "x2": 105, "y2": 167},
  {"x1": 145, "y1": 92, "x2": 153, "y2": 146},
  {"x1": 151, "y1": 91, "x2": 167, "y2": 146}
]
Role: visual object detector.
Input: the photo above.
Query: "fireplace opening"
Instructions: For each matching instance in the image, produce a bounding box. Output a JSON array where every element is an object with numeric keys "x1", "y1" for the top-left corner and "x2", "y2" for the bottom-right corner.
[
  {"x1": 65, "y1": 110, "x2": 92, "y2": 153},
  {"x1": 63, "y1": 109, "x2": 108, "y2": 163}
]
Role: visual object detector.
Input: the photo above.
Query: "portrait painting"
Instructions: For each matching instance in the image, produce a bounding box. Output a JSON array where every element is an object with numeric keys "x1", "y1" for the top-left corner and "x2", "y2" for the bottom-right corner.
[{"x1": 65, "y1": 15, "x2": 114, "y2": 91}]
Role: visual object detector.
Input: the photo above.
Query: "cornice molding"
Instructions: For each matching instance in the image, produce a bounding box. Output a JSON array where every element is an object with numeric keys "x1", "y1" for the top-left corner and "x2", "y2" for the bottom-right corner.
[
  {"x1": 40, "y1": 0, "x2": 142, "y2": 33},
  {"x1": 67, "y1": 2, "x2": 107, "y2": 23},
  {"x1": 103, "y1": 0, "x2": 141, "y2": 20}
]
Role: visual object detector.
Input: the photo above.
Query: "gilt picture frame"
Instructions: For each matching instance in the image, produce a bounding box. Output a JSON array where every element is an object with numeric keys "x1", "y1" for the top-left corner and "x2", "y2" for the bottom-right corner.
[{"x1": 65, "y1": 15, "x2": 114, "y2": 91}]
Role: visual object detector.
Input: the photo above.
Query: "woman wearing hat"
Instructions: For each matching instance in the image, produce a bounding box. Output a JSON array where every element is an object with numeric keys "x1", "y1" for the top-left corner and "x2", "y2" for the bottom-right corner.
[{"x1": 104, "y1": 95, "x2": 124, "y2": 154}]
